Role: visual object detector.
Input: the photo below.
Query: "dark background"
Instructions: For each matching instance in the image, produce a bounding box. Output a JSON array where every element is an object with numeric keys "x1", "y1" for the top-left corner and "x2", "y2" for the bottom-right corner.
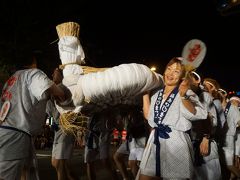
[{"x1": 0, "y1": 0, "x2": 240, "y2": 92}]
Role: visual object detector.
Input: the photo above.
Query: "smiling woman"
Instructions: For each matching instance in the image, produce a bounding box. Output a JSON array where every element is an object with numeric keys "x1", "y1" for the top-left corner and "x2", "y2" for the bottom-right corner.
[{"x1": 140, "y1": 56, "x2": 208, "y2": 179}]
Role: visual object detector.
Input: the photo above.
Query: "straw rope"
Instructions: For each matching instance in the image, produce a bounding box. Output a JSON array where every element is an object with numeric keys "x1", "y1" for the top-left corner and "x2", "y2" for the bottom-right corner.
[
  {"x1": 59, "y1": 63, "x2": 109, "y2": 74},
  {"x1": 81, "y1": 66, "x2": 109, "y2": 74},
  {"x1": 56, "y1": 22, "x2": 80, "y2": 39},
  {"x1": 59, "y1": 62, "x2": 82, "y2": 70}
]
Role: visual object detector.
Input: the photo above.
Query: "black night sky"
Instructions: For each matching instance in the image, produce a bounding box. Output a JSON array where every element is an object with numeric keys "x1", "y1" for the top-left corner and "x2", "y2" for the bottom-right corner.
[{"x1": 0, "y1": 0, "x2": 240, "y2": 91}]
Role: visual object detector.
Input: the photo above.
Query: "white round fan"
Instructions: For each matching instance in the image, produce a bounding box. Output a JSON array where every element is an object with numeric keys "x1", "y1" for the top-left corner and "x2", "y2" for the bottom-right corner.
[{"x1": 181, "y1": 39, "x2": 207, "y2": 71}]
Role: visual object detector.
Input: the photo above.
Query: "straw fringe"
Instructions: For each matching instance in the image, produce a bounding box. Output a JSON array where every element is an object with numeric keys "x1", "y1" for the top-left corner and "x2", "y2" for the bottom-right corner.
[
  {"x1": 56, "y1": 22, "x2": 80, "y2": 39},
  {"x1": 59, "y1": 111, "x2": 89, "y2": 137}
]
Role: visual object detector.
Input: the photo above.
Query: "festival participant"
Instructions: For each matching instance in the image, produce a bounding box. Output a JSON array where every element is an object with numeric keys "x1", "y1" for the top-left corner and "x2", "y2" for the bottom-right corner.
[
  {"x1": 203, "y1": 78, "x2": 227, "y2": 179},
  {"x1": 138, "y1": 57, "x2": 208, "y2": 180},
  {"x1": 46, "y1": 67, "x2": 77, "y2": 180},
  {"x1": 0, "y1": 50, "x2": 66, "y2": 180},
  {"x1": 220, "y1": 93, "x2": 240, "y2": 179},
  {"x1": 203, "y1": 78, "x2": 226, "y2": 131},
  {"x1": 84, "y1": 107, "x2": 124, "y2": 180},
  {"x1": 113, "y1": 106, "x2": 149, "y2": 180},
  {"x1": 187, "y1": 71, "x2": 221, "y2": 180},
  {"x1": 235, "y1": 97, "x2": 240, "y2": 172}
]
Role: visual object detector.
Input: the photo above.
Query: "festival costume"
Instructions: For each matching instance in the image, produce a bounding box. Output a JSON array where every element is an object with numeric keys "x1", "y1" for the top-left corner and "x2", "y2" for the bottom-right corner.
[
  {"x1": 84, "y1": 113, "x2": 113, "y2": 163},
  {"x1": 223, "y1": 103, "x2": 240, "y2": 166},
  {"x1": 128, "y1": 137, "x2": 146, "y2": 161},
  {"x1": 139, "y1": 87, "x2": 207, "y2": 179},
  {"x1": 192, "y1": 91, "x2": 221, "y2": 180},
  {"x1": 46, "y1": 100, "x2": 75, "y2": 160},
  {"x1": 0, "y1": 69, "x2": 53, "y2": 180}
]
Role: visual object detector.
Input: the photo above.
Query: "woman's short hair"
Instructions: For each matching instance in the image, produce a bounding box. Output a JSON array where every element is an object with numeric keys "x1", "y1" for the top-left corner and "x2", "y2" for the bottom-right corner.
[{"x1": 165, "y1": 57, "x2": 186, "y2": 81}]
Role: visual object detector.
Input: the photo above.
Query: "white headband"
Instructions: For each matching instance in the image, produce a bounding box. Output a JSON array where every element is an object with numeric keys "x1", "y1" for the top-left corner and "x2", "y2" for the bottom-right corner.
[
  {"x1": 191, "y1": 71, "x2": 201, "y2": 82},
  {"x1": 176, "y1": 57, "x2": 184, "y2": 61},
  {"x1": 218, "y1": 88, "x2": 227, "y2": 95}
]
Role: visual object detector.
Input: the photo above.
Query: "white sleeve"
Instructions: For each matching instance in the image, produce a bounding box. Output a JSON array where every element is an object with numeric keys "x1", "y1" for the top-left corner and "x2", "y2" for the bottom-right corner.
[
  {"x1": 232, "y1": 105, "x2": 240, "y2": 127},
  {"x1": 181, "y1": 90, "x2": 208, "y2": 121},
  {"x1": 28, "y1": 69, "x2": 54, "y2": 101}
]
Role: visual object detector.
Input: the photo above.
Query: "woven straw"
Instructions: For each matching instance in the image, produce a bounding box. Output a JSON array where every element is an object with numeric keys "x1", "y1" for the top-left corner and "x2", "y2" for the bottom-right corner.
[{"x1": 56, "y1": 22, "x2": 80, "y2": 39}]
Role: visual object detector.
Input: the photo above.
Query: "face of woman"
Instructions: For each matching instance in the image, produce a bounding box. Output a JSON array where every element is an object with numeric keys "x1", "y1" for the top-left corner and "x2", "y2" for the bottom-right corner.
[{"x1": 164, "y1": 62, "x2": 183, "y2": 86}]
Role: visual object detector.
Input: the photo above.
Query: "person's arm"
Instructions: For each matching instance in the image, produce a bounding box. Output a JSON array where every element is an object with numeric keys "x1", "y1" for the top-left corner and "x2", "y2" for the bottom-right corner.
[
  {"x1": 181, "y1": 97, "x2": 197, "y2": 114},
  {"x1": 179, "y1": 79, "x2": 196, "y2": 114},
  {"x1": 142, "y1": 92, "x2": 150, "y2": 120},
  {"x1": 48, "y1": 83, "x2": 66, "y2": 103},
  {"x1": 200, "y1": 136, "x2": 210, "y2": 156}
]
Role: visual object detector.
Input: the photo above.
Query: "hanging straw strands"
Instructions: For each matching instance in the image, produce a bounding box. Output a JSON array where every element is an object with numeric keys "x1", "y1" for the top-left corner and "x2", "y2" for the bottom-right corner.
[
  {"x1": 59, "y1": 111, "x2": 89, "y2": 136},
  {"x1": 56, "y1": 22, "x2": 80, "y2": 38},
  {"x1": 81, "y1": 66, "x2": 109, "y2": 74}
]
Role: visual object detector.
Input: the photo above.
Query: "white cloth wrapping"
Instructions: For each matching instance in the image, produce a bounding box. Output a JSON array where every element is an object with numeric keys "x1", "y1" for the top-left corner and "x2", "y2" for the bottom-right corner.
[
  {"x1": 57, "y1": 36, "x2": 85, "y2": 114},
  {"x1": 56, "y1": 63, "x2": 161, "y2": 114},
  {"x1": 58, "y1": 36, "x2": 85, "y2": 77},
  {"x1": 73, "y1": 63, "x2": 161, "y2": 106},
  {"x1": 57, "y1": 36, "x2": 162, "y2": 114}
]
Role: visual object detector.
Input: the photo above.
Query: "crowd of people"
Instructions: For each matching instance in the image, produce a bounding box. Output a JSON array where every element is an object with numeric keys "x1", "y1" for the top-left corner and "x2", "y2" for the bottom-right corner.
[
  {"x1": 0, "y1": 25, "x2": 240, "y2": 180},
  {"x1": 34, "y1": 125, "x2": 54, "y2": 150}
]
